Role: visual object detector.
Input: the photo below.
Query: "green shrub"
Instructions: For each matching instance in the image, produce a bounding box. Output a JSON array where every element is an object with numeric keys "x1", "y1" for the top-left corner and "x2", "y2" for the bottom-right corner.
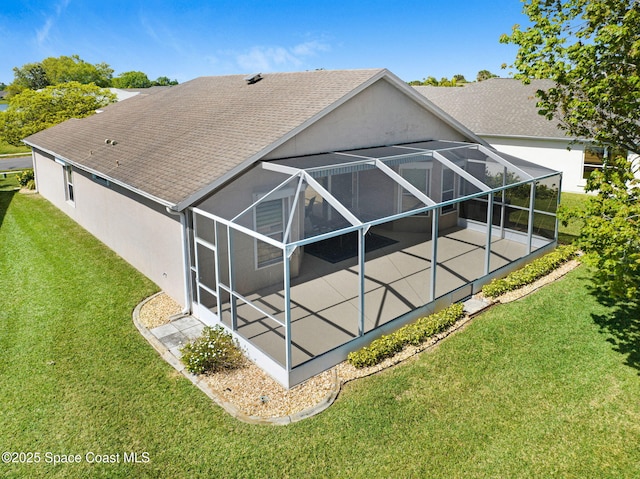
[
  {"x1": 16, "y1": 169, "x2": 35, "y2": 189},
  {"x1": 180, "y1": 325, "x2": 244, "y2": 374},
  {"x1": 482, "y1": 245, "x2": 578, "y2": 298},
  {"x1": 347, "y1": 303, "x2": 465, "y2": 368}
]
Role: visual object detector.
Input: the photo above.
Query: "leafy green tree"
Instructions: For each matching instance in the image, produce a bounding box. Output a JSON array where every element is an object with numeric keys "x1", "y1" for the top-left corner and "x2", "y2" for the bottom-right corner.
[
  {"x1": 0, "y1": 82, "x2": 116, "y2": 146},
  {"x1": 477, "y1": 70, "x2": 498, "y2": 81},
  {"x1": 10, "y1": 62, "x2": 49, "y2": 92},
  {"x1": 10, "y1": 55, "x2": 113, "y2": 93},
  {"x1": 112, "y1": 71, "x2": 152, "y2": 88},
  {"x1": 0, "y1": 82, "x2": 8, "y2": 91},
  {"x1": 153, "y1": 76, "x2": 178, "y2": 86},
  {"x1": 501, "y1": 0, "x2": 640, "y2": 300},
  {"x1": 452, "y1": 74, "x2": 467, "y2": 83},
  {"x1": 41, "y1": 55, "x2": 113, "y2": 87}
]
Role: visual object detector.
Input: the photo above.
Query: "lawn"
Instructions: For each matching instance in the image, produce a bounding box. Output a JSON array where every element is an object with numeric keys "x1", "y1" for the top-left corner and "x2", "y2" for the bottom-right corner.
[
  {"x1": 1, "y1": 191, "x2": 639, "y2": 478},
  {"x1": 0, "y1": 139, "x2": 30, "y2": 156}
]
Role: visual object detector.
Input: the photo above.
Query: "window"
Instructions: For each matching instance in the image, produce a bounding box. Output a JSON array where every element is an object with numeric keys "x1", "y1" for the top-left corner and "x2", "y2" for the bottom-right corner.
[
  {"x1": 254, "y1": 197, "x2": 287, "y2": 268},
  {"x1": 583, "y1": 146, "x2": 604, "y2": 180},
  {"x1": 583, "y1": 145, "x2": 628, "y2": 180},
  {"x1": 441, "y1": 168, "x2": 457, "y2": 213},
  {"x1": 399, "y1": 163, "x2": 431, "y2": 214},
  {"x1": 64, "y1": 164, "x2": 74, "y2": 204}
]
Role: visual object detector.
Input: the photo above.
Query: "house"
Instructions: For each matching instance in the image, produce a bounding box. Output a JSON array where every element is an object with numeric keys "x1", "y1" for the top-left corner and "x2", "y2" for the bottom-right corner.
[
  {"x1": 414, "y1": 78, "x2": 637, "y2": 193},
  {"x1": 24, "y1": 69, "x2": 561, "y2": 388}
]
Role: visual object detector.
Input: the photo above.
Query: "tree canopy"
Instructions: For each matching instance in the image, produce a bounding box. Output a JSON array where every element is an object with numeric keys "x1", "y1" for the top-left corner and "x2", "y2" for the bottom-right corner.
[
  {"x1": 9, "y1": 55, "x2": 113, "y2": 94},
  {"x1": 476, "y1": 70, "x2": 498, "y2": 82},
  {"x1": 500, "y1": 0, "x2": 639, "y2": 156},
  {"x1": 408, "y1": 71, "x2": 497, "y2": 87},
  {"x1": 0, "y1": 82, "x2": 116, "y2": 146},
  {"x1": 502, "y1": 0, "x2": 640, "y2": 300},
  {"x1": 6, "y1": 55, "x2": 178, "y2": 95},
  {"x1": 112, "y1": 71, "x2": 153, "y2": 88}
]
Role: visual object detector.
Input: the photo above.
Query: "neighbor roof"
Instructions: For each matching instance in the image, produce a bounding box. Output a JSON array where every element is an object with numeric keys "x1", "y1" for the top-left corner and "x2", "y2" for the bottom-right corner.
[
  {"x1": 414, "y1": 78, "x2": 566, "y2": 140},
  {"x1": 24, "y1": 69, "x2": 478, "y2": 210}
]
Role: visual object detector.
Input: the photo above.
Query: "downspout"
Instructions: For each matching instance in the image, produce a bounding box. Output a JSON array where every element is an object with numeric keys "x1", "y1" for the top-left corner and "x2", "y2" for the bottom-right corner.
[{"x1": 166, "y1": 206, "x2": 192, "y2": 316}]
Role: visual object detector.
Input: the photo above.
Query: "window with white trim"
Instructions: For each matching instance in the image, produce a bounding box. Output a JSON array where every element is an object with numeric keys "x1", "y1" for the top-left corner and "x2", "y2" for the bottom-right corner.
[
  {"x1": 64, "y1": 164, "x2": 74, "y2": 204},
  {"x1": 583, "y1": 145, "x2": 627, "y2": 180}
]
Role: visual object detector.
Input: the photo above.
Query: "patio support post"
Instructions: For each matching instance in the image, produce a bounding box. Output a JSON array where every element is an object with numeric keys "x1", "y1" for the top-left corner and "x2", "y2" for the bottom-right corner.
[
  {"x1": 283, "y1": 250, "x2": 292, "y2": 372},
  {"x1": 484, "y1": 193, "x2": 493, "y2": 275},
  {"x1": 358, "y1": 227, "x2": 366, "y2": 336},
  {"x1": 228, "y1": 226, "x2": 237, "y2": 331},
  {"x1": 430, "y1": 210, "x2": 439, "y2": 301},
  {"x1": 527, "y1": 181, "x2": 536, "y2": 254}
]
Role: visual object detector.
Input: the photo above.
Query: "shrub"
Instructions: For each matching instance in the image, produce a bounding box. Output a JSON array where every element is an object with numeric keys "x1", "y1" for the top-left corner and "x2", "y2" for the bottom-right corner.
[
  {"x1": 16, "y1": 169, "x2": 35, "y2": 189},
  {"x1": 180, "y1": 325, "x2": 244, "y2": 374},
  {"x1": 481, "y1": 244, "x2": 578, "y2": 298},
  {"x1": 347, "y1": 303, "x2": 465, "y2": 368}
]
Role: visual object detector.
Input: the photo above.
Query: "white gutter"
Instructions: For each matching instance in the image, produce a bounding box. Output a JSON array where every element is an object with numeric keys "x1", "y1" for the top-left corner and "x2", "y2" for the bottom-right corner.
[{"x1": 165, "y1": 207, "x2": 192, "y2": 316}]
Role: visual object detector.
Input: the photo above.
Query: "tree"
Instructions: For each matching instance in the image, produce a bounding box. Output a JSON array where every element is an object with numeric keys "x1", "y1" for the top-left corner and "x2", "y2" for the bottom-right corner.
[
  {"x1": 476, "y1": 70, "x2": 498, "y2": 81},
  {"x1": 112, "y1": 71, "x2": 152, "y2": 88},
  {"x1": 9, "y1": 55, "x2": 114, "y2": 94},
  {"x1": 11, "y1": 62, "x2": 49, "y2": 92},
  {"x1": 0, "y1": 82, "x2": 116, "y2": 146},
  {"x1": 41, "y1": 55, "x2": 113, "y2": 87},
  {"x1": 501, "y1": 0, "x2": 640, "y2": 300},
  {"x1": 153, "y1": 76, "x2": 178, "y2": 86}
]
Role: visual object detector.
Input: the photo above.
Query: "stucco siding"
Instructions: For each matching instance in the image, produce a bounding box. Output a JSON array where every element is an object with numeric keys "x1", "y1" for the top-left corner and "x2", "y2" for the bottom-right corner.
[
  {"x1": 33, "y1": 149, "x2": 187, "y2": 307},
  {"x1": 265, "y1": 78, "x2": 469, "y2": 160}
]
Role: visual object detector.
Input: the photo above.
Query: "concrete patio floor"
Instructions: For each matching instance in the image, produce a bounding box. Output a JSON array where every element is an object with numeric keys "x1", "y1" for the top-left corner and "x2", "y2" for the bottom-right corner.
[{"x1": 219, "y1": 226, "x2": 536, "y2": 369}]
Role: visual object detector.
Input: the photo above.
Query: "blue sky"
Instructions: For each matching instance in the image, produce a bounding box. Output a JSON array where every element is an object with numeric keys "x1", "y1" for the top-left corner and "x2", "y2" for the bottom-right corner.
[{"x1": 0, "y1": 0, "x2": 528, "y2": 85}]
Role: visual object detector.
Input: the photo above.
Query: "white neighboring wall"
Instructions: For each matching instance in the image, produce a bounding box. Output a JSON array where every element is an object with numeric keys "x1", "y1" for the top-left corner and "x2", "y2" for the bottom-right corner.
[{"x1": 481, "y1": 135, "x2": 588, "y2": 193}]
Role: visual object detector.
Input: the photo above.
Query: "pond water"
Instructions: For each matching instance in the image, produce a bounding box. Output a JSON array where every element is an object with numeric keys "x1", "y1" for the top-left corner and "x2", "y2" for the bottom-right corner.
[{"x1": 0, "y1": 104, "x2": 7, "y2": 112}]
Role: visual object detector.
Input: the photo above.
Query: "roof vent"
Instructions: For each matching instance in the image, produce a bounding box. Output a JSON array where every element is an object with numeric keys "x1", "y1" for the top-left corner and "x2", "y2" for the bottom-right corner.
[{"x1": 244, "y1": 73, "x2": 262, "y2": 85}]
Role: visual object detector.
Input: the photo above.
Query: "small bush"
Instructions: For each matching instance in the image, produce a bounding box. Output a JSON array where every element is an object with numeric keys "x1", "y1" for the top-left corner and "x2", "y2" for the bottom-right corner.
[
  {"x1": 180, "y1": 325, "x2": 244, "y2": 374},
  {"x1": 482, "y1": 244, "x2": 578, "y2": 298},
  {"x1": 16, "y1": 169, "x2": 35, "y2": 189},
  {"x1": 347, "y1": 303, "x2": 465, "y2": 368}
]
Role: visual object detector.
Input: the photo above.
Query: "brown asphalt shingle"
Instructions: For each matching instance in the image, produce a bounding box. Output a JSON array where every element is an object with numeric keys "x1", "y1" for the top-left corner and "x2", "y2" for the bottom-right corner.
[
  {"x1": 414, "y1": 78, "x2": 565, "y2": 139},
  {"x1": 25, "y1": 69, "x2": 386, "y2": 207}
]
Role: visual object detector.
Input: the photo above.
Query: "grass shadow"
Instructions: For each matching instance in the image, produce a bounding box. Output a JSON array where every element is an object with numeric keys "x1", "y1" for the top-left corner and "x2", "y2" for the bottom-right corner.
[
  {"x1": 589, "y1": 282, "x2": 640, "y2": 373},
  {"x1": 0, "y1": 189, "x2": 17, "y2": 229}
]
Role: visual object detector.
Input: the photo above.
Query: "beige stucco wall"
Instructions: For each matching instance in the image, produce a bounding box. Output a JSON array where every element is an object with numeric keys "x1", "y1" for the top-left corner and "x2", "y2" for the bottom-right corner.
[
  {"x1": 265, "y1": 78, "x2": 469, "y2": 160},
  {"x1": 33, "y1": 149, "x2": 187, "y2": 307}
]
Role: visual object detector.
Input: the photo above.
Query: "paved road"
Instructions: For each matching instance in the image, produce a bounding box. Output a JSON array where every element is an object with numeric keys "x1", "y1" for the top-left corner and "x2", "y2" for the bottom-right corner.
[{"x1": 0, "y1": 156, "x2": 32, "y2": 170}]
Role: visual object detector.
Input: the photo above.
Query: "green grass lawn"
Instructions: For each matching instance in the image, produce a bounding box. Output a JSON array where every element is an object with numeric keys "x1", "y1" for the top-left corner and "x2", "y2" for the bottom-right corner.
[
  {"x1": 2, "y1": 190, "x2": 639, "y2": 478},
  {"x1": 0, "y1": 139, "x2": 30, "y2": 156}
]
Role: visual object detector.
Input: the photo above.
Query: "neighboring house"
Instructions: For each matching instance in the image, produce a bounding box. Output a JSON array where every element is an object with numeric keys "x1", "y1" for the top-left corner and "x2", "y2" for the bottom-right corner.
[
  {"x1": 24, "y1": 69, "x2": 561, "y2": 387},
  {"x1": 415, "y1": 78, "x2": 634, "y2": 193}
]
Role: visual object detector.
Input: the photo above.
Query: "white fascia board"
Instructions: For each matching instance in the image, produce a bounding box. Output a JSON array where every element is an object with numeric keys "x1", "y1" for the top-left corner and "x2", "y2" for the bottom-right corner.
[{"x1": 24, "y1": 142, "x2": 176, "y2": 209}]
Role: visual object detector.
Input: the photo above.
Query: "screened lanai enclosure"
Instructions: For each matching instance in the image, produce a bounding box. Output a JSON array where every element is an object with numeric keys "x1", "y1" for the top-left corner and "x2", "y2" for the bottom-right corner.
[{"x1": 190, "y1": 140, "x2": 561, "y2": 387}]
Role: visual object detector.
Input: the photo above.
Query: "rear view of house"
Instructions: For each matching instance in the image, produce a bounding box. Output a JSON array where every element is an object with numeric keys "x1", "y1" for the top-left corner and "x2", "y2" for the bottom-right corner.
[{"x1": 25, "y1": 69, "x2": 561, "y2": 387}]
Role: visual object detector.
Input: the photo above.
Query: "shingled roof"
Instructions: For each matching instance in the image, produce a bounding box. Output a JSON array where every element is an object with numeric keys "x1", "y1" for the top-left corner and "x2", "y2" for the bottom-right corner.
[
  {"x1": 25, "y1": 69, "x2": 403, "y2": 209},
  {"x1": 414, "y1": 78, "x2": 566, "y2": 140}
]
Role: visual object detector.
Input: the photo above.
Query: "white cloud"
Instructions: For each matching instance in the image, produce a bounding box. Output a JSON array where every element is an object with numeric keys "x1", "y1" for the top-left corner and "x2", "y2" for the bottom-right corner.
[
  {"x1": 235, "y1": 40, "x2": 330, "y2": 72},
  {"x1": 35, "y1": 0, "x2": 71, "y2": 46}
]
